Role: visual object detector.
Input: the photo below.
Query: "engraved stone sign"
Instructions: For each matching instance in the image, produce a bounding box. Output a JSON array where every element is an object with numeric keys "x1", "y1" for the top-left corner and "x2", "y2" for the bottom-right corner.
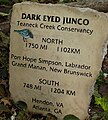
[{"x1": 9, "y1": 2, "x2": 108, "y2": 120}]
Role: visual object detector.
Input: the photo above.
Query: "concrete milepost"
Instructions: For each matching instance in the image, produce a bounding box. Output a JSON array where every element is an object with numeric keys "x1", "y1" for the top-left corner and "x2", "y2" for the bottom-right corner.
[{"x1": 9, "y1": 2, "x2": 108, "y2": 120}]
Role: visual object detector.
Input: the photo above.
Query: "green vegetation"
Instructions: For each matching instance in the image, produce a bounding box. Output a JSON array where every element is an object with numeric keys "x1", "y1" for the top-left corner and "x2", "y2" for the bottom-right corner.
[
  {"x1": 63, "y1": 114, "x2": 80, "y2": 120},
  {"x1": 0, "y1": 0, "x2": 10, "y2": 4},
  {"x1": 90, "y1": 71, "x2": 108, "y2": 120}
]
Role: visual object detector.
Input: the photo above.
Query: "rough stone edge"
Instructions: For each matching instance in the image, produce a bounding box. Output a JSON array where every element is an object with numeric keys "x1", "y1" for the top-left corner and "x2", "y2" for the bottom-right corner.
[
  {"x1": 13, "y1": 1, "x2": 108, "y2": 12},
  {"x1": 66, "y1": 2, "x2": 108, "y2": 12},
  {"x1": 13, "y1": 1, "x2": 107, "y2": 14}
]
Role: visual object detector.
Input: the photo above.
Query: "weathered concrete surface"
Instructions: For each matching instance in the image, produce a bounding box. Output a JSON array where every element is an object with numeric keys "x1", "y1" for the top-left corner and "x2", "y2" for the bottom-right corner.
[{"x1": 9, "y1": 2, "x2": 108, "y2": 120}]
